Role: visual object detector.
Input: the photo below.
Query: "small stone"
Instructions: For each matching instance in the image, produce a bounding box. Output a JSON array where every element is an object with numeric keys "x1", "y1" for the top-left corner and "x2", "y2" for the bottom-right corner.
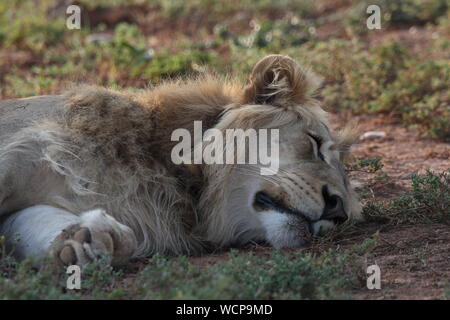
[
  {"x1": 86, "y1": 33, "x2": 113, "y2": 44},
  {"x1": 360, "y1": 131, "x2": 386, "y2": 140}
]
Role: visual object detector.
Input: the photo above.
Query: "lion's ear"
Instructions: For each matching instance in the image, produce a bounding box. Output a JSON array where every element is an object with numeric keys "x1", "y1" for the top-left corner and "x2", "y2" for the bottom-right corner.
[{"x1": 242, "y1": 54, "x2": 321, "y2": 106}]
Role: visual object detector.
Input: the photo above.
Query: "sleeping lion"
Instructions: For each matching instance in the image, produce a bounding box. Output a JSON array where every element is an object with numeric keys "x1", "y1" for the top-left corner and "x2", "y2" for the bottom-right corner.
[{"x1": 0, "y1": 55, "x2": 362, "y2": 267}]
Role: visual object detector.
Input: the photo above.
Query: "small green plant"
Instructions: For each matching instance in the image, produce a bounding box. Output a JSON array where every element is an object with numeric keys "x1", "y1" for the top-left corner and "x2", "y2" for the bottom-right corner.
[
  {"x1": 0, "y1": 254, "x2": 125, "y2": 299},
  {"x1": 364, "y1": 170, "x2": 450, "y2": 225},
  {"x1": 233, "y1": 18, "x2": 316, "y2": 50},
  {"x1": 0, "y1": 0, "x2": 66, "y2": 50},
  {"x1": 346, "y1": 0, "x2": 449, "y2": 35},
  {"x1": 0, "y1": 257, "x2": 69, "y2": 299},
  {"x1": 347, "y1": 156, "x2": 384, "y2": 173}
]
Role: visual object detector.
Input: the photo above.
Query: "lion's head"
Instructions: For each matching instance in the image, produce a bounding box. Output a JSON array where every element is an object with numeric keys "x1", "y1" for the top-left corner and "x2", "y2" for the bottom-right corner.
[{"x1": 198, "y1": 55, "x2": 362, "y2": 249}]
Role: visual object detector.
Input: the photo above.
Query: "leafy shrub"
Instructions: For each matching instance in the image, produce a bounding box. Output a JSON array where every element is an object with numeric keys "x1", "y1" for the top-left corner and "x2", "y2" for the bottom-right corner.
[
  {"x1": 347, "y1": 156, "x2": 384, "y2": 173},
  {"x1": 150, "y1": 0, "x2": 318, "y2": 18},
  {"x1": 0, "y1": 0, "x2": 66, "y2": 49},
  {"x1": 0, "y1": 240, "x2": 376, "y2": 299},
  {"x1": 233, "y1": 17, "x2": 316, "y2": 50},
  {"x1": 299, "y1": 40, "x2": 450, "y2": 140},
  {"x1": 364, "y1": 170, "x2": 450, "y2": 225},
  {"x1": 139, "y1": 247, "x2": 366, "y2": 299},
  {"x1": 384, "y1": 60, "x2": 450, "y2": 138},
  {"x1": 381, "y1": 0, "x2": 449, "y2": 25},
  {"x1": 82, "y1": 23, "x2": 215, "y2": 83},
  {"x1": 0, "y1": 255, "x2": 123, "y2": 299},
  {"x1": 346, "y1": 0, "x2": 450, "y2": 34}
]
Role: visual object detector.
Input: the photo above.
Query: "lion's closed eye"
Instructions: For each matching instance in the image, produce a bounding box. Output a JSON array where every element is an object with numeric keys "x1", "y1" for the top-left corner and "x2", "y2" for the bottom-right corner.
[{"x1": 307, "y1": 132, "x2": 325, "y2": 161}]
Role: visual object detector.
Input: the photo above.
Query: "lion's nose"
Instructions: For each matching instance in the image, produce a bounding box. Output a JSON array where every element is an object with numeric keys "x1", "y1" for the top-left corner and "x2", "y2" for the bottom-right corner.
[{"x1": 321, "y1": 186, "x2": 348, "y2": 224}]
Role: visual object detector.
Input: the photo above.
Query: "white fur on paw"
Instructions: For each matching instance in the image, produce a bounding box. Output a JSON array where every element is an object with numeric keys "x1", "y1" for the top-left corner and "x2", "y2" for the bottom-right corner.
[{"x1": 52, "y1": 209, "x2": 137, "y2": 267}]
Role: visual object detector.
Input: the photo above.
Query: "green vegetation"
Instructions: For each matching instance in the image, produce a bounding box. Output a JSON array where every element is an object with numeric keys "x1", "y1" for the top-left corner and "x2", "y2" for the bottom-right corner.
[
  {"x1": 137, "y1": 246, "x2": 368, "y2": 299},
  {"x1": 1, "y1": 0, "x2": 448, "y2": 138},
  {"x1": 0, "y1": 256, "x2": 123, "y2": 299},
  {"x1": 0, "y1": 240, "x2": 377, "y2": 299},
  {"x1": 347, "y1": 156, "x2": 384, "y2": 173},
  {"x1": 364, "y1": 170, "x2": 450, "y2": 225},
  {"x1": 1, "y1": 0, "x2": 449, "y2": 299},
  {"x1": 312, "y1": 40, "x2": 450, "y2": 139},
  {"x1": 351, "y1": 0, "x2": 448, "y2": 27}
]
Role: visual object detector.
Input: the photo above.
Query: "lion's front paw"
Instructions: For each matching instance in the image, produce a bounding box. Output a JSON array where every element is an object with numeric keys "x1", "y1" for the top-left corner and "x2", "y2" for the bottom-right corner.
[{"x1": 49, "y1": 209, "x2": 137, "y2": 267}]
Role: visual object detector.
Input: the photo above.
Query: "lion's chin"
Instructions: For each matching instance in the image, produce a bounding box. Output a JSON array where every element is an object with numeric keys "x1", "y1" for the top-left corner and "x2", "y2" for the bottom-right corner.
[{"x1": 258, "y1": 210, "x2": 310, "y2": 249}]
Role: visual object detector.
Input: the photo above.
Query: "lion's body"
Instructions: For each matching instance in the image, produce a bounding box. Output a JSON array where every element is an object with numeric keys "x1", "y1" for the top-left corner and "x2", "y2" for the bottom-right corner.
[
  {"x1": 0, "y1": 78, "x2": 242, "y2": 257},
  {"x1": 0, "y1": 55, "x2": 362, "y2": 266}
]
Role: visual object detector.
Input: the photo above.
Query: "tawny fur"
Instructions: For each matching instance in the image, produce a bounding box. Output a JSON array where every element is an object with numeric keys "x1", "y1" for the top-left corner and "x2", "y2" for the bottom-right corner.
[{"x1": 0, "y1": 55, "x2": 360, "y2": 260}]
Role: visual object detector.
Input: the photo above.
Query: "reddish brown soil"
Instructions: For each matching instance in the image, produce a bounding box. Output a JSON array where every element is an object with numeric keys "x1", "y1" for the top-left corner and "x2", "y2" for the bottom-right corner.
[
  {"x1": 331, "y1": 113, "x2": 450, "y2": 189},
  {"x1": 332, "y1": 113, "x2": 449, "y2": 299},
  {"x1": 3, "y1": 1, "x2": 449, "y2": 300},
  {"x1": 353, "y1": 224, "x2": 450, "y2": 299}
]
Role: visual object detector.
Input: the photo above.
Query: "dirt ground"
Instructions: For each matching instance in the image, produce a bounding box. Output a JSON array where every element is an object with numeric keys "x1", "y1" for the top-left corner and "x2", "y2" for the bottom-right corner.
[
  {"x1": 337, "y1": 113, "x2": 449, "y2": 299},
  {"x1": 1, "y1": 1, "x2": 448, "y2": 300}
]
